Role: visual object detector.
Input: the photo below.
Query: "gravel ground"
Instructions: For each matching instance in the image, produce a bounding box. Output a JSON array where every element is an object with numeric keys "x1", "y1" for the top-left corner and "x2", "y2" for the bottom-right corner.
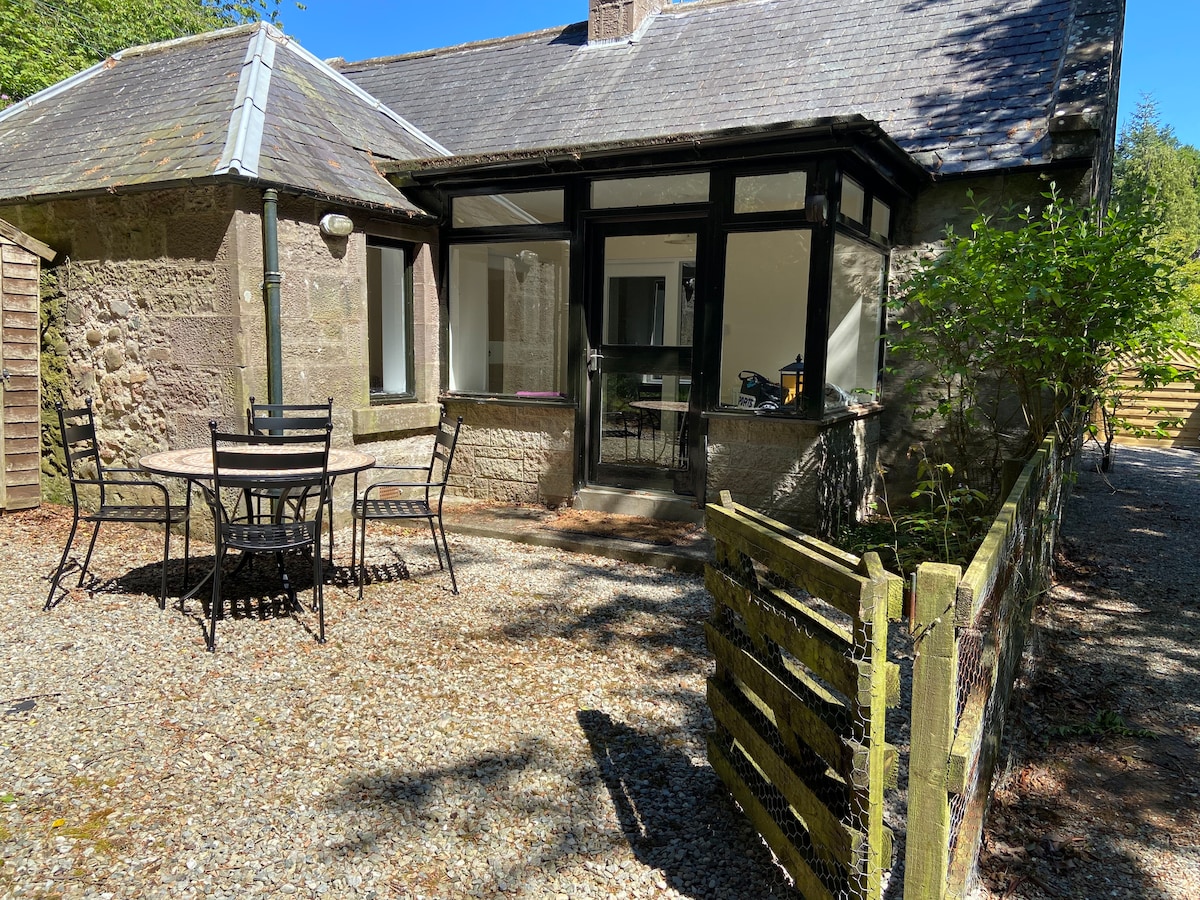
[
  {"x1": 0, "y1": 505, "x2": 808, "y2": 900},
  {"x1": 970, "y1": 443, "x2": 1200, "y2": 900}
]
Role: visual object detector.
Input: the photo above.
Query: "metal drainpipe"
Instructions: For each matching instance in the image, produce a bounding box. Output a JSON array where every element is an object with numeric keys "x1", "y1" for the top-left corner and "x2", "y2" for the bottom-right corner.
[{"x1": 262, "y1": 188, "x2": 284, "y2": 405}]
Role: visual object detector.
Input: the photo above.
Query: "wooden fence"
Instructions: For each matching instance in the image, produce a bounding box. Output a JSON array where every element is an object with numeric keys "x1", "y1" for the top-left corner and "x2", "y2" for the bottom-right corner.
[
  {"x1": 1108, "y1": 347, "x2": 1200, "y2": 449},
  {"x1": 904, "y1": 435, "x2": 1066, "y2": 899},
  {"x1": 704, "y1": 491, "x2": 902, "y2": 900}
]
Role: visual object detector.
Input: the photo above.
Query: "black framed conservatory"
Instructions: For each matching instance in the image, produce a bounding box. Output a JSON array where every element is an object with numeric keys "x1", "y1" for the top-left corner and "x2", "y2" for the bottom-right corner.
[{"x1": 394, "y1": 118, "x2": 929, "y2": 530}]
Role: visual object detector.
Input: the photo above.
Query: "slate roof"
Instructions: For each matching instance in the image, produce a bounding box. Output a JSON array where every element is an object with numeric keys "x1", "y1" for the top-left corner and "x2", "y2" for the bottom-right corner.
[
  {"x1": 339, "y1": 0, "x2": 1119, "y2": 177},
  {"x1": 0, "y1": 23, "x2": 447, "y2": 212}
]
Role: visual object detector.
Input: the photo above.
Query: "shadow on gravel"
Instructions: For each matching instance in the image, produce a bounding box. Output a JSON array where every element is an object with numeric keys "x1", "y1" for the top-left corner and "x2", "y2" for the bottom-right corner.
[
  {"x1": 577, "y1": 708, "x2": 802, "y2": 900},
  {"x1": 325, "y1": 713, "x2": 801, "y2": 899}
]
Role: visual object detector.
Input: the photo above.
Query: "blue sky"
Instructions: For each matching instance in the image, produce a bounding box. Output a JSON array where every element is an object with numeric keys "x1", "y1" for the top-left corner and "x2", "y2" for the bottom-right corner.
[{"x1": 283, "y1": 0, "x2": 1199, "y2": 149}]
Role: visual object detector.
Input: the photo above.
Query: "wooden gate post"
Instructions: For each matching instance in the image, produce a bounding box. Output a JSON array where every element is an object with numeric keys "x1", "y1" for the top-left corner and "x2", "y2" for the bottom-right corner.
[{"x1": 904, "y1": 561, "x2": 962, "y2": 900}]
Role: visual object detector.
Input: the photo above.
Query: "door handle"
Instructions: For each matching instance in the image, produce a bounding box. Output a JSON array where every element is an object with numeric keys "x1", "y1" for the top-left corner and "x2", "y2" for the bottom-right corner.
[{"x1": 587, "y1": 350, "x2": 603, "y2": 376}]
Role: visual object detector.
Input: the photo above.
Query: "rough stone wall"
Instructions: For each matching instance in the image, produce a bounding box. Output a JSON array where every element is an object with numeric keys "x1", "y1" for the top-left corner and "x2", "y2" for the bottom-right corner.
[
  {"x1": 2, "y1": 185, "x2": 445, "y2": 527},
  {"x1": 441, "y1": 400, "x2": 574, "y2": 507},
  {"x1": 705, "y1": 411, "x2": 880, "y2": 537},
  {"x1": 1, "y1": 186, "x2": 244, "y2": 473},
  {"x1": 879, "y1": 166, "x2": 1093, "y2": 499}
]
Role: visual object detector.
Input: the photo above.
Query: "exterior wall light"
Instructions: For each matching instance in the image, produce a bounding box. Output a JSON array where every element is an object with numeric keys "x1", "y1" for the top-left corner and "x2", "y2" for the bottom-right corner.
[{"x1": 319, "y1": 213, "x2": 354, "y2": 237}]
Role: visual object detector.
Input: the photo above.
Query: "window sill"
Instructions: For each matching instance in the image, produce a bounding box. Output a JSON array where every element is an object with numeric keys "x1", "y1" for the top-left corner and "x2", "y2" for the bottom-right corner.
[
  {"x1": 703, "y1": 402, "x2": 881, "y2": 428},
  {"x1": 352, "y1": 401, "x2": 443, "y2": 439},
  {"x1": 442, "y1": 392, "x2": 573, "y2": 408}
]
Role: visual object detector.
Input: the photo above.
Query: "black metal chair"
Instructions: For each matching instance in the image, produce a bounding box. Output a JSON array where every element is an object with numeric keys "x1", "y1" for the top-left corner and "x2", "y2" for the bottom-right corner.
[
  {"x1": 204, "y1": 422, "x2": 333, "y2": 651},
  {"x1": 246, "y1": 397, "x2": 336, "y2": 562},
  {"x1": 47, "y1": 398, "x2": 191, "y2": 610},
  {"x1": 350, "y1": 414, "x2": 463, "y2": 597}
]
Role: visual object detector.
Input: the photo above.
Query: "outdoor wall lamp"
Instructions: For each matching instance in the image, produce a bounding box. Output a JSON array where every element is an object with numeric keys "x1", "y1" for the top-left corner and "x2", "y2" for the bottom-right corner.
[{"x1": 319, "y1": 213, "x2": 354, "y2": 237}]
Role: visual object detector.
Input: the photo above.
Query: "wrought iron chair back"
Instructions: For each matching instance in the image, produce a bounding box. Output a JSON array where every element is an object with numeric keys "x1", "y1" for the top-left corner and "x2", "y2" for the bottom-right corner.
[
  {"x1": 204, "y1": 422, "x2": 333, "y2": 651},
  {"x1": 245, "y1": 396, "x2": 337, "y2": 560}
]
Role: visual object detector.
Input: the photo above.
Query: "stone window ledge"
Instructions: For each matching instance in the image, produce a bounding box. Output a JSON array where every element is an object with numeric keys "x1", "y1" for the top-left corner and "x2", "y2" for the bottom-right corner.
[{"x1": 352, "y1": 401, "x2": 443, "y2": 439}]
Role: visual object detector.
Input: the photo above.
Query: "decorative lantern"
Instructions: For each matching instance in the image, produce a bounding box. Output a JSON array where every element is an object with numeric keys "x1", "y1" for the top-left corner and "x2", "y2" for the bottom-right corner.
[{"x1": 779, "y1": 355, "x2": 805, "y2": 411}]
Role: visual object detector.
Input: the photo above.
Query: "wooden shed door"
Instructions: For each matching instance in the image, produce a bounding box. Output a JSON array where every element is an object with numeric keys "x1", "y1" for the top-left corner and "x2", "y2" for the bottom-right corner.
[{"x1": 0, "y1": 224, "x2": 51, "y2": 512}]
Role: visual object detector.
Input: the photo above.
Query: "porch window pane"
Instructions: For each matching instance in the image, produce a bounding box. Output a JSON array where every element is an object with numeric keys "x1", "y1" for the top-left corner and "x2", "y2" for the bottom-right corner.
[
  {"x1": 448, "y1": 241, "x2": 570, "y2": 395},
  {"x1": 826, "y1": 233, "x2": 886, "y2": 410},
  {"x1": 451, "y1": 190, "x2": 564, "y2": 228},
  {"x1": 734, "y1": 171, "x2": 808, "y2": 214},
  {"x1": 718, "y1": 230, "x2": 812, "y2": 408},
  {"x1": 591, "y1": 172, "x2": 710, "y2": 208},
  {"x1": 841, "y1": 176, "x2": 866, "y2": 225},
  {"x1": 367, "y1": 243, "x2": 413, "y2": 397},
  {"x1": 871, "y1": 197, "x2": 892, "y2": 242}
]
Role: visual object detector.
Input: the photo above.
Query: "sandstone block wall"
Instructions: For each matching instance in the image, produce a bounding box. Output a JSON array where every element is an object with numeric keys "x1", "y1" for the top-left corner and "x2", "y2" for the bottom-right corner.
[
  {"x1": 442, "y1": 401, "x2": 575, "y2": 506},
  {"x1": 705, "y1": 411, "x2": 879, "y2": 537}
]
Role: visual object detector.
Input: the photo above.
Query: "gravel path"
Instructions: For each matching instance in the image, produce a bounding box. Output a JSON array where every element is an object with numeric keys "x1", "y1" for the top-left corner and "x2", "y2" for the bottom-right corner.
[
  {"x1": 970, "y1": 443, "x2": 1200, "y2": 899},
  {"x1": 0, "y1": 505, "x2": 804, "y2": 899}
]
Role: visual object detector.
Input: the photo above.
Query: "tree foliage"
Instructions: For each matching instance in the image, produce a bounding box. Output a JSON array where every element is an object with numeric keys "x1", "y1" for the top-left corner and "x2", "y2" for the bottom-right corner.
[
  {"x1": 1113, "y1": 98, "x2": 1200, "y2": 240},
  {"x1": 0, "y1": 0, "x2": 293, "y2": 106},
  {"x1": 1112, "y1": 98, "x2": 1200, "y2": 339},
  {"x1": 890, "y1": 185, "x2": 1193, "y2": 494}
]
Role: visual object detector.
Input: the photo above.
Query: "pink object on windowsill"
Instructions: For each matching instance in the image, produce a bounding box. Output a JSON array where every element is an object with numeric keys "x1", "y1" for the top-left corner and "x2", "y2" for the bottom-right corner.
[{"x1": 515, "y1": 391, "x2": 566, "y2": 399}]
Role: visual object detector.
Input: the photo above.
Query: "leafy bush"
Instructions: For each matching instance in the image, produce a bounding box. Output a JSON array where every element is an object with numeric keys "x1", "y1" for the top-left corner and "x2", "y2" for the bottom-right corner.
[{"x1": 890, "y1": 185, "x2": 1195, "y2": 497}]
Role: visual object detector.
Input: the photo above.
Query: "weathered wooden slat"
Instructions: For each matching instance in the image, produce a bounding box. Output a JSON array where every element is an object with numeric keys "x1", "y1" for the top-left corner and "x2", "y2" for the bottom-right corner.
[
  {"x1": 708, "y1": 734, "x2": 840, "y2": 900},
  {"x1": 0, "y1": 358, "x2": 37, "y2": 376},
  {"x1": 958, "y1": 440, "x2": 1051, "y2": 623},
  {"x1": 2, "y1": 309, "x2": 38, "y2": 329},
  {"x1": 708, "y1": 676, "x2": 859, "y2": 866},
  {"x1": 5, "y1": 454, "x2": 41, "y2": 474},
  {"x1": 728, "y1": 498, "x2": 863, "y2": 568},
  {"x1": 705, "y1": 622, "x2": 853, "y2": 778},
  {"x1": 1, "y1": 283, "x2": 39, "y2": 303},
  {"x1": 4, "y1": 421, "x2": 40, "y2": 440},
  {"x1": 4, "y1": 483, "x2": 41, "y2": 505},
  {"x1": 2, "y1": 406, "x2": 39, "y2": 425},
  {"x1": 706, "y1": 566, "x2": 858, "y2": 699},
  {"x1": 2, "y1": 324, "x2": 38, "y2": 344},
  {"x1": 3, "y1": 341, "x2": 38, "y2": 361},
  {"x1": 854, "y1": 553, "x2": 891, "y2": 899},
  {"x1": 904, "y1": 562, "x2": 962, "y2": 900},
  {"x1": 707, "y1": 503, "x2": 867, "y2": 618},
  {"x1": 0, "y1": 221, "x2": 55, "y2": 259},
  {"x1": 2, "y1": 376, "x2": 38, "y2": 394},
  {"x1": 3, "y1": 437, "x2": 39, "y2": 456},
  {"x1": 947, "y1": 684, "x2": 989, "y2": 796}
]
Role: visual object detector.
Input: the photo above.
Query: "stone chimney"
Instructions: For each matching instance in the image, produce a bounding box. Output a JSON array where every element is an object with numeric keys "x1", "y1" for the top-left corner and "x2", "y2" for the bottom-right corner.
[{"x1": 588, "y1": 0, "x2": 668, "y2": 43}]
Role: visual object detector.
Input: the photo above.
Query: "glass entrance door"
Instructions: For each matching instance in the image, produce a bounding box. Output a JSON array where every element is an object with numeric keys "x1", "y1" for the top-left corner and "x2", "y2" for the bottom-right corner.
[{"x1": 588, "y1": 231, "x2": 697, "y2": 494}]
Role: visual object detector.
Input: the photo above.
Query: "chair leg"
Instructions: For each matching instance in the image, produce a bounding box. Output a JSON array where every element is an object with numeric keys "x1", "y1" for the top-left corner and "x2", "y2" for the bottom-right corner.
[
  {"x1": 158, "y1": 524, "x2": 171, "y2": 610},
  {"x1": 438, "y1": 518, "x2": 458, "y2": 595},
  {"x1": 182, "y1": 507, "x2": 192, "y2": 593},
  {"x1": 427, "y1": 519, "x2": 444, "y2": 571},
  {"x1": 357, "y1": 515, "x2": 368, "y2": 600},
  {"x1": 314, "y1": 546, "x2": 325, "y2": 644},
  {"x1": 45, "y1": 516, "x2": 81, "y2": 610},
  {"x1": 208, "y1": 543, "x2": 226, "y2": 652},
  {"x1": 325, "y1": 479, "x2": 336, "y2": 566},
  {"x1": 78, "y1": 520, "x2": 103, "y2": 588}
]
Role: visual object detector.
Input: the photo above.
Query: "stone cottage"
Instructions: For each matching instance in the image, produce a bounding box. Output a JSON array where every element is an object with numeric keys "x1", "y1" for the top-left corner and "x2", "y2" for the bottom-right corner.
[{"x1": 0, "y1": 0, "x2": 1125, "y2": 533}]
